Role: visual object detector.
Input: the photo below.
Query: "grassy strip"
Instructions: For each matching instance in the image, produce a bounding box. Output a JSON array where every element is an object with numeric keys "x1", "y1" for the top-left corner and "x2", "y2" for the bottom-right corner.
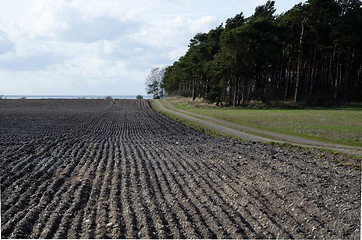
[
  {"x1": 166, "y1": 97, "x2": 362, "y2": 147},
  {"x1": 150, "y1": 100, "x2": 361, "y2": 170},
  {"x1": 159, "y1": 99, "x2": 301, "y2": 143}
]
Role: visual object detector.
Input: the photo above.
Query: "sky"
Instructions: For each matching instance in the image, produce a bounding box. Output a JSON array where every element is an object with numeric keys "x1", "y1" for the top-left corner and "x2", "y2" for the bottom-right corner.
[{"x1": 0, "y1": 0, "x2": 304, "y2": 96}]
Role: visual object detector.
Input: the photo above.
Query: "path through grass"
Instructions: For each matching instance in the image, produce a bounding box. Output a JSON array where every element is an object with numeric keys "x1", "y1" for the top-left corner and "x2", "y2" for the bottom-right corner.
[{"x1": 167, "y1": 97, "x2": 362, "y2": 147}]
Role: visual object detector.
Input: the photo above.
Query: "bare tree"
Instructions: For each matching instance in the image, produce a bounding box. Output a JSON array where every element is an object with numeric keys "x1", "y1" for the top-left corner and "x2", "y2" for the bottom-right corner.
[{"x1": 145, "y1": 67, "x2": 166, "y2": 99}]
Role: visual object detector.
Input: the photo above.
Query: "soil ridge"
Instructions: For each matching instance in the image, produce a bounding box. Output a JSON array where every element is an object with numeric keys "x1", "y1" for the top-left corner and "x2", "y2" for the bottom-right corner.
[{"x1": 1, "y1": 99, "x2": 360, "y2": 239}]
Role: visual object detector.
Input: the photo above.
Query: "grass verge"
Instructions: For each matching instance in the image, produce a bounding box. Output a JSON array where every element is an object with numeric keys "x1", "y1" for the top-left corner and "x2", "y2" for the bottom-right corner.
[{"x1": 166, "y1": 97, "x2": 362, "y2": 147}]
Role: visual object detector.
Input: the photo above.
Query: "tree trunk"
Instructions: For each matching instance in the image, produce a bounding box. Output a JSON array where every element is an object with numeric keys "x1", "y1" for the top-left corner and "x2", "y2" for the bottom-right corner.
[
  {"x1": 237, "y1": 76, "x2": 242, "y2": 106},
  {"x1": 344, "y1": 50, "x2": 353, "y2": 103},
  {"x1": 233, "y1": 77, "x2": 238, "y2": 107},
  {"x1": 192, "y1": 78, "x2": 196, "y2": 101},
  {"x1": 264, "y1": 67, "x2": 271, "y2": 103},
  {"x1": 284, "y1": 55, "x2": 292, "y2": 101},
  {"x1": 216, "y1": 95, "x2": 220, "y2": 106},
  {"x1": 294, "y1": 18, "x2": 307, "y2": 103},
  {"x1": 329, "y1": 49, "x2": 334, "y2": 91},
  {"x1": 334, "y1": 50, "x2": 341, "y2": 103},
  {"x1": 241, "y1": 77, "x2": 246, "y2": 106},
  {"x1": 310, "y1": 19, "x2": 319, "y2": 95}
]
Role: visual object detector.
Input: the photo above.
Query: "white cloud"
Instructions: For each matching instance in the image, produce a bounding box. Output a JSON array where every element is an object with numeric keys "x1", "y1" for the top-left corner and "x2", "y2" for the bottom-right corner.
[
  {"x1": 15, "y1": 1, "x2": 66, "y2": 39},
  {"x1": 169, "y1": 47, "x2": 188, "y2": 61},
  {"x1": 11, "y1": 0, "x2": 140, "y2": 43},
  {"x1": 133, "y1": 15, "x2": 218, "y2": 49},
  {"x1": 0, "y1": 0, "x2": 304, "y2": 95},
  {"x1": 0, "y1": 52, "x2": 60, "y2": 71},
  {"x1": 0, "y1": 55, "x2": 144, "y2": 95},
  {"x1": 60, "y1": 15, "x2": 139, "y2": 43},
  {"x1": 0, "y1": 30, "x2": 15, "y2": 55}
]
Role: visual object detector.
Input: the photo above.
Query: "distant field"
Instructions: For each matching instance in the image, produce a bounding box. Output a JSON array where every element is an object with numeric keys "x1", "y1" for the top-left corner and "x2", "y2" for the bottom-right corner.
[{"x1": 167, "y1": 98, "x2": 362, "y2": 147}]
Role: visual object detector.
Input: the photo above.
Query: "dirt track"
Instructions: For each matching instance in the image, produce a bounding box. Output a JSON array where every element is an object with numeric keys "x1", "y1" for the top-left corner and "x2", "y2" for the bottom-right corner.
[
  {"x1": 1, "y1": 99, "x2": 360, "y2": 239},
  {"x1": 155, "y1": 99, "x2": 362, "y2": 156}
]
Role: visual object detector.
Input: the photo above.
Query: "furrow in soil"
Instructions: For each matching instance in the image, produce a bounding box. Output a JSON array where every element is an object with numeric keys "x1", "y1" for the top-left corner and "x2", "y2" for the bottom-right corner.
[{"x1": 1, "y1": 99, "x2": 360, "y2": 239}]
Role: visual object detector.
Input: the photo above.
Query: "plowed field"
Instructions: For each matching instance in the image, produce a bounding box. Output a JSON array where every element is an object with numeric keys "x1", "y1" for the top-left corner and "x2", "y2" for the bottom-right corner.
[{"x1": 1, "y1": 99, "x2": 360, "y2": 239}]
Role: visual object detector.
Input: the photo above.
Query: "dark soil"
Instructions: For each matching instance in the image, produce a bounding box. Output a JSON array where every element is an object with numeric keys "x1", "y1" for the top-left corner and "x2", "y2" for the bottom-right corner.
[{"x1": 1, "y1": 99, "x2": 360, "y2": 239}]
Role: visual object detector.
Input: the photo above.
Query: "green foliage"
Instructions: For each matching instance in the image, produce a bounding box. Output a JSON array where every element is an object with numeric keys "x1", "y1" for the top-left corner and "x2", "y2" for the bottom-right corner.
[
  {"x1": 162, "y1": 0, "x2": 361, "y2": 106},
  {"x1": 205, "y1": 86, "x2": 221, "y2": 104},
  {"x1": 136, "y1": 95, "x2": 143, "y2": 99}
]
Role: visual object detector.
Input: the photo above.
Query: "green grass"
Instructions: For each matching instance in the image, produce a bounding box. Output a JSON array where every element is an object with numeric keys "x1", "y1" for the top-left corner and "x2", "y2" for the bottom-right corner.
[{"x1": 166, "y1": 98, "x2": 362, "y2": 147}]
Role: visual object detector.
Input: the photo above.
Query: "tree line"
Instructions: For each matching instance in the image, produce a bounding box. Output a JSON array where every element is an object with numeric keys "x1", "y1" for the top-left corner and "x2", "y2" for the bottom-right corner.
[{"x1": 158, "y1": 0, "x2": 361, "y2": 106}]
